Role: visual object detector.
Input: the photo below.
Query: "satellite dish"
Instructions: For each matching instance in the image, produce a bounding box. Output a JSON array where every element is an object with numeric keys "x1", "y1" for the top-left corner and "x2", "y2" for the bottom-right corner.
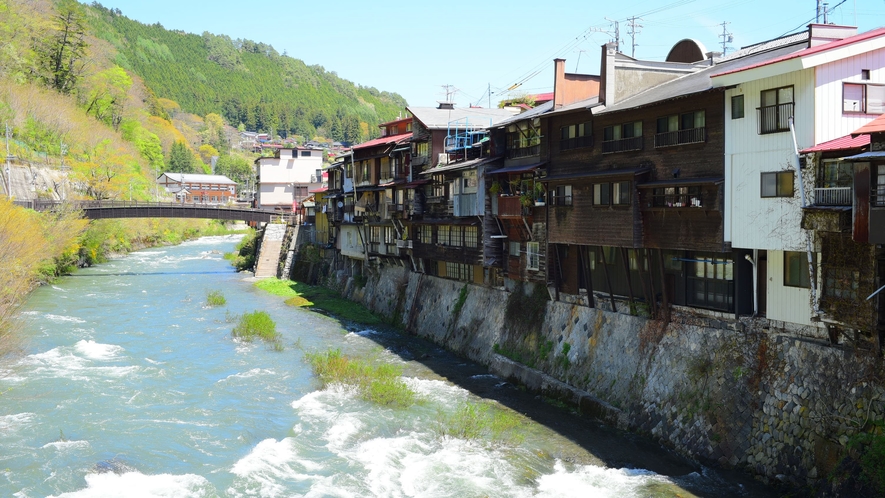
[{"x1": 337, "y1": 201, "x2": 344, "y2": 208}]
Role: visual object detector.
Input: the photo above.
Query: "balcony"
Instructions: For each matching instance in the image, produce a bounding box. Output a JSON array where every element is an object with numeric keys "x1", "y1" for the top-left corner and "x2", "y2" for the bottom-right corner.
[
  {"x1": 757, "y1": 103, "x2": 793, "y2": 134},
  {"x1": 496, "y1": 195, "x2": 534, "y2": 217},
  {"x1": 560, "y1": 135, "x2": 593, "y2": 151},
  {"x1": 602, "y1": 136, "x2": 643, "y2": 154},
  {"x1": 813, "y1": 187, "x2": 852, "y2": 206},
  {"x1": 654, "y1": 127, "x2": 706, "y2": 148},
  {"x1": 507, "y1": 144, "x2": 541, "y2": 159},
  {"x1": 395, "y1": 239, "x2": 413, "y2": 249}
]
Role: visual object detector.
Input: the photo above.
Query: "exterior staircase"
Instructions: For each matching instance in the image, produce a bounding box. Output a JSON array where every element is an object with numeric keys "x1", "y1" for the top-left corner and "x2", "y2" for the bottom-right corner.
[{"x1": 253, "y1": 223, "x2": 287, "y2": 278}]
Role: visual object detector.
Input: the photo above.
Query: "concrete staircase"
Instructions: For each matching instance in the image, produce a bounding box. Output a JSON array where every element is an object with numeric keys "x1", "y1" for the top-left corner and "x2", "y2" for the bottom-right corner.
[{"x1": 253, "y1": 223, "x2": 287, "y2": 278}]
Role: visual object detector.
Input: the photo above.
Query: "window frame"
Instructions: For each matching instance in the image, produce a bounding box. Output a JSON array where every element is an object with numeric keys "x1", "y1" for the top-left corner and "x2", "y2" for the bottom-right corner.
[
  {"x1": 842, "y1": 82, "x2": 885, "y2": 114},
  {"x1": 731, "y1": 94, "x2": 745, "y2": 119},
  {"x1": 593, "y1": 182, "x2": 611, "y2": 206},
  {"x1": 761, "y1": 171, "x2": 795, "y2": 198},
  {"x1": 551, "y1": 184, "x2": 573, "y2": 206},
  {"x1": 784, "y1": 251, "x2": 814, "y2": 289},
  {"x1": 758, "y1": 85, "x2": 794, "y2": 134}
]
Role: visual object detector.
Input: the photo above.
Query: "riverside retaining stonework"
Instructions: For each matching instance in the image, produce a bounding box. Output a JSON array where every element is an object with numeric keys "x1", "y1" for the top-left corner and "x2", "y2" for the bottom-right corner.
[{"x1": 329, "y1": 264, "x2": 885, "y2": 488}]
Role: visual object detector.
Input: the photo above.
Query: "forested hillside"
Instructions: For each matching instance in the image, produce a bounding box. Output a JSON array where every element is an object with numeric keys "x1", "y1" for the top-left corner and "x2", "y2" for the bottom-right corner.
[{"x1": 88, "y1": 3, "x2": 407, "y2": 142}]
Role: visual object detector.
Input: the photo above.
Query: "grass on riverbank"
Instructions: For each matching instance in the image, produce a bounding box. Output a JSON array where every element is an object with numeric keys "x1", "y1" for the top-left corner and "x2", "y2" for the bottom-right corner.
[
  {"x1": 254, "y1": 278, "x2": 381, "y2": 325},
  {"x1": 435, "y1": 401, "x2": 525, "y2": 445},
  {"x1": 231, "y1": 310, "x2": 283, "y2": 351},
  {"x1": 303, "y1": 348, "x2": 417, "y2": 407}
]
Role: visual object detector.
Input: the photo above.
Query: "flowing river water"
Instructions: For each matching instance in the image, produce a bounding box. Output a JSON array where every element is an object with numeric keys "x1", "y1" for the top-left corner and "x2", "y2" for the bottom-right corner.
[{"x1": 0, "y1": 235, "x2": 778, "y2": 497}]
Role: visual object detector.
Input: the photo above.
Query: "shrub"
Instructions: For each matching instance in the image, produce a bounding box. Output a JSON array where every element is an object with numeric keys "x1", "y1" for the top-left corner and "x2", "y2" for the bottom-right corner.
[
  {"x1": 205, "y1": 290, "x2": 226, "y2": 307},
  {"x1": 435, "y1": 401, "x2": 524, "y2": 444},
  {"x1": 303, "y1": 349, "x2": 416, "y2": 407},
  {"x1": 231, "y1": 310, "x2": 282, "y2": 349}
]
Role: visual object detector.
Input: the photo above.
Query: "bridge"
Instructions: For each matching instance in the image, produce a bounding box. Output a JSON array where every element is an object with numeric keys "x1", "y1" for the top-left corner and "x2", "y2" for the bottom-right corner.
[{"x1": 13, "y1": 200, "x2": 291, "y2": 224}]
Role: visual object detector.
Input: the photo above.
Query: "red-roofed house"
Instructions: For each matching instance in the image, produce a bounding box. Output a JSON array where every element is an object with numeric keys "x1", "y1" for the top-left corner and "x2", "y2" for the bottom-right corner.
[{"x1": 713, "y1": 23, "x2": 885, "y2": 335}]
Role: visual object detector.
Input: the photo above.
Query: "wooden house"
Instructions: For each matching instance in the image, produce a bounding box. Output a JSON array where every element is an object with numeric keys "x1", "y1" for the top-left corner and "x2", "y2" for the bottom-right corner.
[{"x1": 158, "y1": 173, "x2": 237, "y2": 204}]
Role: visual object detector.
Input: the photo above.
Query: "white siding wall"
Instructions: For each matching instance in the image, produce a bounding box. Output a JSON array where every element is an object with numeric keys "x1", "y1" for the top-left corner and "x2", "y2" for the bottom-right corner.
[
  {"x1": 258, "y1": 184, "x2": 291, "y2": 208},
  {"x1": 814, "y1": 50, "x2": 885, "y2": 143},
  {"x1": 259, "y1": 156, "x2": 323, "y2": 183},
  {"x1": 339, "y1": 225, "x2": 366, "y2": 260},
  {"x1": 724, "y1": 69, "x2": 814, "y2": 251},
  {"x1": 765, "y1": 250, "x2": 821, "y2": 327}
]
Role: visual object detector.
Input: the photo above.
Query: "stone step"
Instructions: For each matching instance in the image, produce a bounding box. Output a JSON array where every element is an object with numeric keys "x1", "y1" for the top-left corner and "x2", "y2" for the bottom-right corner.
[{"x1": 253, "y1": 223, "x2": 287, "y2": 278}]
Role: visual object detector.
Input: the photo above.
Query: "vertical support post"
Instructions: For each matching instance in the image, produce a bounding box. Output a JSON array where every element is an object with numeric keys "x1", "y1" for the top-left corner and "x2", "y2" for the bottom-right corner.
[
  {"x1": 657, "y1": 248, "x2": 671, "y2": 325},
  {"x1": 620, "y1": 247, "x2": 636, "y2": 311},
  {"x1": 599, "y1": 246, "x2": 618, "y2": 312}
]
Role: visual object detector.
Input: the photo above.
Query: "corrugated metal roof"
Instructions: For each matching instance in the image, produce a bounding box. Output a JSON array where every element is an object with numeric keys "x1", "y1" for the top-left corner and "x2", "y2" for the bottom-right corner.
[
  {"x1": 843, "y1": 151, "x2": 885, "y2": 160},
  {"x1": 488, "y1": 161, "x2": 546, "y2": 175},
  {"x1": 713, "y1": 27, "x2": 885, "y2": 79},
  {"x1": 595, "y1": 42, "x2": 805, "y2": 115},
  {"x1": 407, "y1": 106, "x2": 518, "y2": 130},
  {"x1": 495, "y1": 101, "x2": 555, "y2": 128},
  {"x1": 851, "y1": 113, "x2": 885, "y2": 136},
  {"x1": 352, "y1": 132, "x2": 412, "y2": 150},
  {"x1": 420, "y1": 156, "x2": 500, "y2": 175},
  {"x1": 800, "y1": 134, "x2": 870, "y2": 153},
  {"x1": 160, "y1": 173, "x2": 236, "y2": 184}
]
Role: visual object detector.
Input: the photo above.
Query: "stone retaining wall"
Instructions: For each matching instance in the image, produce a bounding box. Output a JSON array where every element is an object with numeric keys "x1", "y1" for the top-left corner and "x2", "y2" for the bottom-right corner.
[{"x1": 329, "y1": 264, "x2": 885, "y2": 488}]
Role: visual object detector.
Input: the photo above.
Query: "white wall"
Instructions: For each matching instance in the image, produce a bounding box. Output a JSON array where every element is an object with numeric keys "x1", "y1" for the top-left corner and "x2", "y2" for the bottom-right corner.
[
  {"x1": 724, "y1": 69, "x2": 815, "y2": 251},
  {"x1": 339, "y1": 225, "x2": 366, "y2": 260},
  {"x1": 813, "y1": 50, "x2": 885, "y2": 143},
  {"x1": 259, "y1": 156, "x2": 323, "y2": 184},
  {"x1": 765, "y1": 250, "x2": 822, "y2": 327}
]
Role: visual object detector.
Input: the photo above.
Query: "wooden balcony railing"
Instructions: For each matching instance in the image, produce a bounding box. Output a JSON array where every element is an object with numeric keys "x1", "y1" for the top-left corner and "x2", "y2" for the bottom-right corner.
[
  {"x1": 507, "y1": 144, "x2": 541, "y2": 159},
  {"x1": 602, "y1": 136, "x2": 643, "y2": 154},
  {"x1": 654, "y1": 127, "x2": 706, "y2": 148}
]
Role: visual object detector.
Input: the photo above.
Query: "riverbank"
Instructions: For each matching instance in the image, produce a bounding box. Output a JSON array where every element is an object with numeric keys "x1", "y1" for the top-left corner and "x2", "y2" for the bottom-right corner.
[{"x1": 300, "y1": 261, "x2": 885, "y2": 496}]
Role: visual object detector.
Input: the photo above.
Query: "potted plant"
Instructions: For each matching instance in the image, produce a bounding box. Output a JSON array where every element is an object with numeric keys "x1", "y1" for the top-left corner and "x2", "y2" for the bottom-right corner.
[
  {"x1": 489, "y1": 181, "x2": 502, "y2": 195},
  {"x1": 533, "y1": 182, "x2": 546, "y2": 206}
]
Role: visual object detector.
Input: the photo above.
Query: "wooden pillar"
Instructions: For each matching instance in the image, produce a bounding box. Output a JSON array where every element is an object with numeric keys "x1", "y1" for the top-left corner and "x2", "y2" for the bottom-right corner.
[
  {"x1": 620, "y1": 247, "x2": 636, "y2": 311},
  {"x1": 599, "y1": 246, "x2": 618, "y2": 312},
  {"x1": 657, "y1": 248, "x2": 671, "y2": 325}
]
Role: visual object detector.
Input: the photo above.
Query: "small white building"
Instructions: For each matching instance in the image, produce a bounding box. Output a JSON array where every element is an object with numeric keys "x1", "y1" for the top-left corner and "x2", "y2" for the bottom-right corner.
[
  {"x1": 255, "y1": 147, "x2": 324, "y2": 211},
  {"x1": 715, "y1": 24, "x2": 885, "y2": 328}
]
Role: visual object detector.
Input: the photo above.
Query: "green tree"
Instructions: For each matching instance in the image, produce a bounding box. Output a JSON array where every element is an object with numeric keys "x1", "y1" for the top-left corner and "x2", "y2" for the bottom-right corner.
[
  {"x1": 167, "y1": 140, "x2": 195, "y2": 173},
  {"x1": 215, "y1": 154, "x2": 252, "y2": 185},
  {"x1": 120, "y1": 120, "x2": 164, "y2": 170},
  {"x1": 83, "y1": 65, "x2": 132, "y2": 130},
  {"x1": 40, "y1": 0, "x2": 88, "y2": 93}
]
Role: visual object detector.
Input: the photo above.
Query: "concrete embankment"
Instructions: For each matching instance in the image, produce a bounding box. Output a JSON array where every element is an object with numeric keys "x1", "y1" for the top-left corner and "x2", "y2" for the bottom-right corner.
[{"x1": 322, "y1": 263, "x2": 885, "y2": 490}]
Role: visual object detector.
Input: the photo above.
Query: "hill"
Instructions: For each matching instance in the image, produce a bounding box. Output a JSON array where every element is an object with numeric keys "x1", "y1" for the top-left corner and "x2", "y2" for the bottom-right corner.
[{"x1": 87, "y1": 3, "x2": 407, "y2": 142}]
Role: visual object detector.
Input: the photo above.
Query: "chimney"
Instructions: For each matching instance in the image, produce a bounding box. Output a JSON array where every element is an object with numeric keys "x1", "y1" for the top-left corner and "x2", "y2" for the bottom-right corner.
[
  {"x1": 599, "y1": 43, "x2": 617, "y2": 106},
  {"x1": 437, "y1": 102, "x2": 455, "y2": 110},
  {"x1": 553, "y1": 58, "x2": 566, "y2": 109},
  {"x1": 808, "y1": 23, "x2": 857, "y2": 47}
]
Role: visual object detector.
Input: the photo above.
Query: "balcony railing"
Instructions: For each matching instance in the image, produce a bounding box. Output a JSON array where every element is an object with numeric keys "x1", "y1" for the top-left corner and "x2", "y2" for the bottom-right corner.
[
  {"x1": 654, "y1": 127, "x2": 706, "y2": 148},
  {"x1": 814, "y1": 187, "x2": 852, "y2": 206},
  {"x1": 757, "y1": 103, "x2": 793, "y2": 134},
  {"x1": 602, "y1": 136, "x2": 643, "y2": 154},
  {"x1": 560, "y1": 135, "x2": 593, "y2": 151},
  {"x1": 507, "y1": 144, "x2": 541, "y2": 159}
]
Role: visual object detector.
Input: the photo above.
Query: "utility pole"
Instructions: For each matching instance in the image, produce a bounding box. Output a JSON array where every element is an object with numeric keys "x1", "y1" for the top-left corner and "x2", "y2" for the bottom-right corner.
[
  {"x1": 603, "y1": 18, "x2": 620, "y2": 53},
  {"x1": 719, "y1": 21, "x2": 733, "y2": 55},
  {"x1": 5, "y1": 122, "x2": 12, "y2": 199},
  {"x1": 627, "y1": 16, "x2": 643, "y2": 58}
]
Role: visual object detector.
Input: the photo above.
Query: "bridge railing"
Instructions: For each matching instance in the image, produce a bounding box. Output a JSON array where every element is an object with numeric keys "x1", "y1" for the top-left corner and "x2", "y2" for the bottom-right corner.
[{"x1": 13, "y1": 199, "x2": 295, "y2": 223}]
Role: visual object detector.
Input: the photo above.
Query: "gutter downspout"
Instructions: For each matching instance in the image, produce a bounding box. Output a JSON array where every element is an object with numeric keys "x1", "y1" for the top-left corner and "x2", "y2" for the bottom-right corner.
[
  {"x1": 789, "y1": 116, "x2": 821, "y2": 318},
  {"x1": 745, "y1": 251, "x2": 758, "y2": 317}
]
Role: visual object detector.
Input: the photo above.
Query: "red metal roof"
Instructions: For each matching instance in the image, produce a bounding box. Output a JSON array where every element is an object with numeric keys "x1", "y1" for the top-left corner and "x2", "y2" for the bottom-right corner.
[
  {"x1": 851, "y1": 113, "x2": 885, "y2": 136},
  {"x1": 352, "y1": 132, "x2": 412, "y2": 150},
  {"x1": 712, "y1": 27, "x2": 885, "y2": 79},
  {"x1": 800, "y1": 133, "x2": 870, "y2": 153},
  {"x1": 309, "y1": 186, "x2": 328, "y2": 193},
  {"x1": 534, "y1": 92, "x2": 554, "y2": 103}
]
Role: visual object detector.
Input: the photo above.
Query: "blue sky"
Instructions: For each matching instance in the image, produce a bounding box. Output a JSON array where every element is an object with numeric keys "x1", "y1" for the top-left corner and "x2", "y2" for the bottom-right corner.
[{"x1": 94, "y1": 0, "x2": 885, "y2": 108}]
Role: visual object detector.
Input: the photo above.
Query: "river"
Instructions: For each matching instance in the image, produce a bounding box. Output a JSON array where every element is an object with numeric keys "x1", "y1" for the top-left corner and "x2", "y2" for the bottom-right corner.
[{"x1": 0, "y1": 235, "x2": 777, "y2": 497}]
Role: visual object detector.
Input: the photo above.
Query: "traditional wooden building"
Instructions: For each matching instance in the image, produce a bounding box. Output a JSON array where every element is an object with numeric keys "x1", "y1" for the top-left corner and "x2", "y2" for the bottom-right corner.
[{"x1": 158, "y1": 173, "x2": 237, "y2": 204}]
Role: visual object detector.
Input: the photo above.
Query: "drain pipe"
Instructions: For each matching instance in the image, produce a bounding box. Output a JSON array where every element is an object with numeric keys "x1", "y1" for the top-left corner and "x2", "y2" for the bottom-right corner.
[
  {"x1": 745, "y1": 251, "x2": 758, "y2": 317},
  {"x1": 789, "y1": 117, "x2": 821, "y2": 317}
]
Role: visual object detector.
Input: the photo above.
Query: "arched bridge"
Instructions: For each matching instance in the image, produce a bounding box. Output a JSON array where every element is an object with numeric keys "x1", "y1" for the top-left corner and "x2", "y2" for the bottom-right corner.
[{"x1": 14, "y1": 200, "x2": 290, "y2": 224}]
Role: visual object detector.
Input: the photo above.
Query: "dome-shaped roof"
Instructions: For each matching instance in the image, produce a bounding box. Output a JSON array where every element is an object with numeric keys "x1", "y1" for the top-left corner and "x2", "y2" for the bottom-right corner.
[{"x1": 666, "y1": 39, "x2": 708, "y2": 63}]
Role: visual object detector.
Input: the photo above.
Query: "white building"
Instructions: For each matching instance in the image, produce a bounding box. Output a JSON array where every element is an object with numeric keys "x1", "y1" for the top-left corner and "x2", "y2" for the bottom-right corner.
[
  {"x1": 715, "y1": 24, "x2": 885, "y2": 328},
  {"x1": 255, "y1": 147, "x2": 324, "y2": 211}
]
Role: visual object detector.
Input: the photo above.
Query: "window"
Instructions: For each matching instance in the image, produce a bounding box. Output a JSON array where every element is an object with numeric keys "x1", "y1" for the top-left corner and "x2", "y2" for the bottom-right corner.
[
  {"x1": 824, "y1": 267, "x2": 859, "y2": 300},
  {"x1": 876, "y1": 164, "x2": 885, "y2": 207},
  {"x1": 464, "y1": 226, "x2": 477, "y2": 247},
  {"x1": 560, "y1": 121, "x2": 592, "y2": 150},
  {"x1": 444, "y1": 262, "x2": 474, "y2": 282},
  {"x1": 507, "y1": 121, "x2": 542, "y2": 158},
  {"x1": 594, "y1": 183, "x2": 611, "y2": 205},
  {"x1": 652, "y1": 186, "x2": 702, "y2": 207},
  {"x1": 414, "y1": 142, "x2": 429, "y2": 157},
  {"x1": 301, "y1": 150, "x2": 312, "y2": 157},
  {"x1": 527, "y1": 242, "x2": 540, "y2": 271},
  {"x1": 598, "y1": 246, "x2": 617, "y2": 265},
  {"x1": 438, "y1": 225, "x2": 450, "y2": 246},
  {"x1": 419, "y1": 225, "x2": 432, "y2": 244},
  {"x1": 551, "y1": 185, "x2": 573, "y2": 206},
  {"x1": 654, "y1": 111, "x2": 705, "y2": 147},
  {"x1": 731, "y1": 94, "x2": 745, "y2": 119},
  {"x1": 602, "y1": 121, "x2": 643, "y2": 153},
  {"x1": 761, "y1": 171, "x2": 794, "y2": 198},
  {"x1": 509, "y1": 241, "x2": 520, "y2": 257},
  {"x1": 687, "y1": 254, "x2": 734, "y2": 312},
  {"x1": 843, "y1": 83, "x2": 885, "y2": 114},
  {"x1": 628, "y1": 250, "x2": 648, "y2": 271},
  {"x1": 613, "y1": 181, "x2": 631, "y2": 205},
  {"x1": 784, "y1": 251, "x2": 813, "y2": 288},
  {"x1": 758, "y1": 86, "x2": 794, "y2": 134}
]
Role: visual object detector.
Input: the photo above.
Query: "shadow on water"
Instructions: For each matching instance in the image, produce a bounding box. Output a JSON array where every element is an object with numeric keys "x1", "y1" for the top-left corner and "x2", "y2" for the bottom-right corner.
[{"x1": 309, "y1": 310, "x2": 786, "y2": 498}]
